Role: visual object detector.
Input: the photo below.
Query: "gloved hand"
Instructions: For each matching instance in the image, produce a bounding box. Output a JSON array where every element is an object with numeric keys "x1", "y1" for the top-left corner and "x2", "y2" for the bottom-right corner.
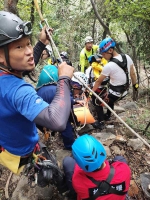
[
  {"x1": 133, "y1": 83, "x2": 139, "y2": 91},
  {"x1": 132, "y1": 83, "x2": 139, "y2": 101},
  {"x1": 53, "y1": 174, "x2": 69, "y2": 195},
  {"x1": 85, "y1": 90, "x2": 93, "y2": 98}
]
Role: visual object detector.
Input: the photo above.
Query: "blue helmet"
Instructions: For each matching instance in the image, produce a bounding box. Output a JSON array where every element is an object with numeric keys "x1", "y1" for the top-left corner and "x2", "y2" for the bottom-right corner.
[
  {"x1": 72, "y1": 134, "x2": 106, "y2": 172},
  {"x1": 88, "y1": 54, "x2": 102, "y2": 64},
  {"x1": 36, "y1": 65, "x2": 58, "y2": 88},
  {"x1": 99, "y1": 38, "x2": 116, "y2": 54}
]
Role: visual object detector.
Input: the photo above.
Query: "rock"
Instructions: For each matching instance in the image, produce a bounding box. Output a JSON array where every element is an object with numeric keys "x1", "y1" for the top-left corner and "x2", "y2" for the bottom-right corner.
[
  {"x1": 92, "y1": 132, "x2": 116, "y2": 146},
  {"x1": 104, "y1": 146, "x2": 112, "y2": 157},
  {"x1": 128, "y1": 180, "x2": 139, "y2": 197},
  {"x1": 122, "y1": 101, "x2": 138, "y2": 110},
  {"x1": 114, "y1": 105, "x2": 125, "y2": 113},
  {"x1": 115, "y1": 135, "x2": 127, "y2": 143},
  {"x1": 110, "y1": 146, "x2": 121, "y2": 155},
  {"x1": 11, "y1": 176, "x2": 53, "y2": 200},
  {"x1": 127, "y1": 138, "x2": 144, "y2": 150},
  {"x1": 105, "y1": 125, "x2": 115, "y2": 133},
  {"x1": 140, "y1": 173, "x2": 150, "y2": 198},
  {"x1": 55, "y1": 149, "x2": 72, "y2": 168},
  {"x1": 78, "y1": 124, "x2": 94, "y2": 135},
  {"x1": 11, "y1": 174, "x2": 21, "y2": 183}
]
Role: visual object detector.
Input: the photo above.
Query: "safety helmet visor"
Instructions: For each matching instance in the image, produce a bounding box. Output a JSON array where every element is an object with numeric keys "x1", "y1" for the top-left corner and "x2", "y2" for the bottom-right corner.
[
  {"x1": 11, "y1": 21, "x2": 32, "y2": 39},
  {"x1": 0, "y1": 21, "x2": 32, "y2": 43},
  {"x1": 71, "y1": 81, "x2": 82, "y2": 90}
]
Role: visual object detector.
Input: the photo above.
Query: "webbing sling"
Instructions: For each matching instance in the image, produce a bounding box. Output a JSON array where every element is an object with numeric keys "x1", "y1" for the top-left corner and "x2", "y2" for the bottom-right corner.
[
  {"x1": 109, "y1": 53, "x2": 129, "y2": 93},
  {"x1": 83, "y1": 165, "x2": 127, "y2": 200},
  {"x1": 85, "y1": 48, "x2": 94, "y2": 61}
]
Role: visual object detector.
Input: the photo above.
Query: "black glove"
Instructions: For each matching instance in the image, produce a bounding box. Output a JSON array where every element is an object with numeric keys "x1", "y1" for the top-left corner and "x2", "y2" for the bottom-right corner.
[
  {"x1": 133, "y1": 83, "x2": 139, "y2": 91},
  {"x1": 53, "y1": 174, "x2": 69, "y2": 195},
  {"x1": 85, "y1": 90, "x2": 93, "y2": 98}
]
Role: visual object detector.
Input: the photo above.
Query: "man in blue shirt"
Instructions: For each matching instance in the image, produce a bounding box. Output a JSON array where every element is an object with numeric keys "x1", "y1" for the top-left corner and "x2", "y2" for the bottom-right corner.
[{"x1": 0, "y1": 11, "x2": 74, "y2": 174}]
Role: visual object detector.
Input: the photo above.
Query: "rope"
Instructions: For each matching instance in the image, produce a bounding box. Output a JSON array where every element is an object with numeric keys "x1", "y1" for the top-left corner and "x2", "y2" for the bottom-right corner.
[
  {"x1": 73, "y1": 75, "x2": 150, "y2": 149},
  {"x1": 34, "y1": 0, "x2": 150, "y2": 149}
]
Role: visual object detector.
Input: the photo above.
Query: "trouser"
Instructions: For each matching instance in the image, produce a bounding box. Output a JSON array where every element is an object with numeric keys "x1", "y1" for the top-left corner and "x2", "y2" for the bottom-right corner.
[
  {"x1": 37, "y1": 120, "x2": 75, "y2": 150},
  {"x1": 61, "y1": 120, "x2": 75, "y2": 149},
  {"x1": 106, "y1": 93, "x2": 123, "y2": 118},
  {"x1": 91, "y1": 88, "x2": 107, "y2": 122},
  {"x1": 63, "y1": 155, "x2": 128, "y2": 195},
  {"x1": 92, "y1": 93, "x2": 124, "y2": 122}
]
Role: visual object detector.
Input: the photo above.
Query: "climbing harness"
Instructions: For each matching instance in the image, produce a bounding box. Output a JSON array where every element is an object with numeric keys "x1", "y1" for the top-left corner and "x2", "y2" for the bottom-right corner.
[
  {"x1": 94, "y1": 87, "x2": 109, "y2": 107},
  {"x1": 83, "y1": 164, "x2": 127, "y2": 200},
  {"x1": 109, "y1": 53, "x2": 130, "y2": 93},
  {"x1": 24, "y1": 142, "x2": 64, "y2": 188}
]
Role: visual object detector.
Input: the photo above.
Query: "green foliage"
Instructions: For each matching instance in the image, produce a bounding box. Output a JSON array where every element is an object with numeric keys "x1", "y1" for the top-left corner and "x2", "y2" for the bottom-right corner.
[
  {"x1": 0, "y1": 0, "x2": 4, "y2": 10},
  {"x1": 125, "y1": 108, "x2": 150, "y2": 137},
  {"x1": 2, "y1": 0, "x2": 150, "y2": 68}
]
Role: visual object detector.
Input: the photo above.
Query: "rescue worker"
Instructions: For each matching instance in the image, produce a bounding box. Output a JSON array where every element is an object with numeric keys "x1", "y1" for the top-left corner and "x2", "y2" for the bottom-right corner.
[
  {"x1": 92, "y1": 37, "x2": 138, "y2": 123},
  {"x1": 63, "y1": 134, "x2": 131, "y2": 200},
  {"x1": 0, "y1": 11, "x2": 74, "y2": 174},
  {"x1": 57, "y1": 51, "x2": 73, "y2": 66},
  {"x1": 86, "y1": 54, "x2": 109, "y2": 130},
  {"x1": 79, "y1": 36, "x2": 98, "y2": 73},
  {"x1": 36, "y1": 65, "x2": 75, "y2": 150}
]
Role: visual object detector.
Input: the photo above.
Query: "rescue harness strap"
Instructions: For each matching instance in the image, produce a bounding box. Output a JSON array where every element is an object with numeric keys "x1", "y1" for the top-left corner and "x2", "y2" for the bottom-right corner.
[
  {"x1": 83, "y1": 165, "x2": 127, "y2": 200},
  {"x1": 109, "y1": 53, "x2": 129, "y2": 93}
]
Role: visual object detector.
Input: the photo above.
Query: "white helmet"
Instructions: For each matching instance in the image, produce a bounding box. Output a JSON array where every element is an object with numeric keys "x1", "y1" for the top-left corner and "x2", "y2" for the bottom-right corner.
[
  {"x1": 72, "y1": 72, "x2": 88, "y2": 86},
  {"x1": 84, "y1": 36, "x2": 93, "y2": 44},
  {"x1": 45, "y1": 45, "x2": 52, "y2": 56}
]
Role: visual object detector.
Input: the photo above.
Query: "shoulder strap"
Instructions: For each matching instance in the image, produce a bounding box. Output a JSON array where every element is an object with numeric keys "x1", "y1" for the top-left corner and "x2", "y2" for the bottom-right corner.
[
  {"x1": 84, "y1": 48, "x2": 94, "y2": 61},
  {"x1": 85, "y1": 165, "x2": 127, "y2": 200},
  {"x1": 86, "y1": 165, "x2": 115, "y2": 187},
  {"x1": 92, "y1": 48, "x2": 94, "y2": 54},
  {"x1": 110, "y1": 53, "x2": 129, "y2": 87},
  {"x1": 89, "y1": 68, "x2": 93, "y2": 84},
  {"x1": 110, "y1": 53, "x2": 127, "y2": 69}
]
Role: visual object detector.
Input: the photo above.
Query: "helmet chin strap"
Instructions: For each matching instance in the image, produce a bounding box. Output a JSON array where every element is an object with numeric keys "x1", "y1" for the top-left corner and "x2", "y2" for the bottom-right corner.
[
  {"x1": 3, "y1": 45, "x2": 14, "y2": 72},
  {"x1": 105, "y1": 49, "x2": 114, "y2": 59},
  {"x1": 0, "y1": 45, "x2": 22, "y2": 78}
]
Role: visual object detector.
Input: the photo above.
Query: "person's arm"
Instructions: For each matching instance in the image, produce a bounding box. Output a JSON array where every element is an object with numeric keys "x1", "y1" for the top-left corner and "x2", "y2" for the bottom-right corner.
[
  {"x1": 130, "y1": 64, "x2": 137, "y2": 85},
  {"x1": 92, "y1": 74, "x2": 106, "y2": 91},
  {"x1": 80, "y1": 53, "x2": 85, "y2": 73},
  {"x1": 33, "y1": 41, "x2": 46, "y2": 66},
  {"x1": 34, "y1": 62, "x2": 74, "y2": 131},
  {"x1": 34, "y1": 26, "x2": 53, "y2": 66},
  {"x1": 34, "y1": 76, "x2": 71, "y2": 131}
]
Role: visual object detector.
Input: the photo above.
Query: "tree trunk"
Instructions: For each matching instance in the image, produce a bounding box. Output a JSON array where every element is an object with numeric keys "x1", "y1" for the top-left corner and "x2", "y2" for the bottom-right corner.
[
  {"x1": 90, "y1": 0, "x2": 122, "y2": 53},
  {"x1": 4, "y1": 0, "x2": 19, "y2": 15}
]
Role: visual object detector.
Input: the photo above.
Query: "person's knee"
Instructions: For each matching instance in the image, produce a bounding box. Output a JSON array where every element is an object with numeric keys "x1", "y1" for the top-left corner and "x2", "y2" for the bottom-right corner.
[
  {"x1": 63, "y1": 156, "x2": 75, "y2": 170},
  {"x1": 113, "y1": 155, "x2": 127, "y2": 164}
]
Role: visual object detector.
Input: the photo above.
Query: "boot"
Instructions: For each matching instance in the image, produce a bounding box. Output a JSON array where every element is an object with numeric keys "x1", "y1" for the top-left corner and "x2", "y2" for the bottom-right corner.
[
  {"x1": 104, "y1": 113, "x2": 111, "y2": 121},
  {"x1": 92, "y1": 121, "x2": 105, "y2": 130}
]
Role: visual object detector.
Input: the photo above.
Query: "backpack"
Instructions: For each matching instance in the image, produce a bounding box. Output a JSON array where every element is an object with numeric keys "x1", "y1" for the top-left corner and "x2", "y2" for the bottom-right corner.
[
  {"x1": 109, "y1": 53, "x2": 130, "y2": 93},
  {"x1": 83, "y1": 164, "x2": 127, "y2": 200}
]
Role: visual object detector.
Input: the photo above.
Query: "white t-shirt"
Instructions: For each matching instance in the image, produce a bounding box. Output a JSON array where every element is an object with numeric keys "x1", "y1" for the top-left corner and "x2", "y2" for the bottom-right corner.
[
  {"x1": 101, "y1": 54, "x2": 133, "y2": 97},
  {"x1": 85, "y1": 66, "x2": 108, "y2": 88}
]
